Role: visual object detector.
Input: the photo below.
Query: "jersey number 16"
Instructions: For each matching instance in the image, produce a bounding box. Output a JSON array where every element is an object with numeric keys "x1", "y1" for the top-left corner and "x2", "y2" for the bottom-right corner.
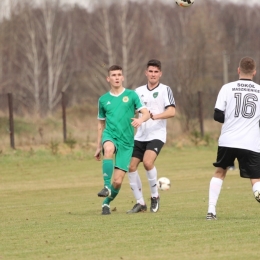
[{"x1": 234, "y1": 93, "x2": 258, "y2": 119}]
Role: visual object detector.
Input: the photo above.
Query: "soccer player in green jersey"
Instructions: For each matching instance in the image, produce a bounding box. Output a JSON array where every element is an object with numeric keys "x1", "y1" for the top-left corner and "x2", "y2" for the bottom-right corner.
[{"x1": 94, "y1": 65, "x2": 150, "y2": 215}]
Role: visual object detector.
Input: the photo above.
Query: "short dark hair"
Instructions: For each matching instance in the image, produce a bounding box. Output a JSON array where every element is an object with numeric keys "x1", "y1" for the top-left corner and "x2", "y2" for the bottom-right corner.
[
  {"x1": 239, "y1": 57, "x2": 256, "y2": 74},
  {"x1": 147, "y1": 59, "x2": 161, "y2": 70},
  {"x1": 108, "y1": 65, "x2": 123, "y2": 74}
]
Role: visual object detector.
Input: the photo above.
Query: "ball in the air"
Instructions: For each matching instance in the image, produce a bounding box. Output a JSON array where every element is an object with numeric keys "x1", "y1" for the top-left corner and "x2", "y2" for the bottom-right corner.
[{"x1": 175, "y1": 0, "x2": 195, "y2": 8}]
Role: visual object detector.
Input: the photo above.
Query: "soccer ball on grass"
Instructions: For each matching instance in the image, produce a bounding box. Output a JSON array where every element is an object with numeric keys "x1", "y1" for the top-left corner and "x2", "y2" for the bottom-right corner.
[
  {"x1": 176, "y1": 0, "x2": 195, "y2": 8},
  {"x1": 254, "y1": 190, "x2": 260, "y2": 202},
  {"x1": 157, "y1": 177, "x2": 171, "y2": 191}
]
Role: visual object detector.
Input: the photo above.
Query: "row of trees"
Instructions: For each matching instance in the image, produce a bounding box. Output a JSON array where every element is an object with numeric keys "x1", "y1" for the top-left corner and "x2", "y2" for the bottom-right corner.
[{"x1": 0, "y1": 0, "x2": 260, "y2": 131}]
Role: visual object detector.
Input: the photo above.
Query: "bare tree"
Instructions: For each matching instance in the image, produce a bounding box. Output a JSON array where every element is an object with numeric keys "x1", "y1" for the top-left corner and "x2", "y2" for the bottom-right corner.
[
  {"x1": 168, "y1": 3, "x2": 217, "y2": 131},
  {"x1": 117, "y1": 2, "x2": 148, "y2": 89},
  {"x1": 0, "y1": 0, "x2": 19, "y2": 94},
  {"x1": 84, "y1": 1, "x2": 116, "y2": 99},
  {"x1": 119, "y1": 1, "x2": 143, "y2": 88},
  {"x1": 42, "y1": 0, "x2": 72, "y2": 113},
  {"x1": 16, "y1": 6, "x2": 46, "y2": 115},
  {"x1": 0, "y1": 0, "x2": 260, "y2": 118},
  {"x1": 120, "y1": 2, "x2": 129, "y2": 88},
  {"x1": 147, "y1": 1, "x2": 169, "y2": 48},
  {"x1": 0, "y1": 1, "x2": 5, "y2": 84}
]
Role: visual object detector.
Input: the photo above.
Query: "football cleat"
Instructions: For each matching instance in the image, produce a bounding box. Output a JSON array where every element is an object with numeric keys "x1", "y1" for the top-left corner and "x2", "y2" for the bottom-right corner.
[
  {"x1": 150, "y1": 196, "x2": 160, "y2": 213},
  {"x1": 126, "y1": 203, "x2": 147, "y2": 214},
  {"x1": 97, "y1": 186, "x2": 111, "y2": 197},
  {"x1": 101, "y1": 204, "x2": 111, "y2": 215},
  {"x1": 206, "y1": 212, "x2": 217, "y2": 220}
]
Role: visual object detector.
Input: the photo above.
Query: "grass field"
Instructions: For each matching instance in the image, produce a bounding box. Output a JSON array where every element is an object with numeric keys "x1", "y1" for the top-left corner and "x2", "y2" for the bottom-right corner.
[{"x1": 1, "y1": 146, "x2": 260, "y2": 260}]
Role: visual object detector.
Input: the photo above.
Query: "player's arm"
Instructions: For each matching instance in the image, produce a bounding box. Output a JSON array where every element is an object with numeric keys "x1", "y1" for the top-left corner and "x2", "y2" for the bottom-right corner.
[
  {"x1": 214, "y1": 108, "x2": 225, "y2": 123},
  {"x1": 139, "y1": 107, "x2": 150, "y2": 122},
  {"x1": 94, "y1": 119, "x2": 105, "y2": 161},
  {"x1": 131, "y1": 107, "x2": 150, "y2": 128},
  {"x1": 214, "y1": 85, "x2": 226, "y2": 123},
  {"x1": 151, "y1": 105, "x2": 175, "y2": 120},
  {"x1": 151, "y1": 86, "x2": 176, "y2": 120}
]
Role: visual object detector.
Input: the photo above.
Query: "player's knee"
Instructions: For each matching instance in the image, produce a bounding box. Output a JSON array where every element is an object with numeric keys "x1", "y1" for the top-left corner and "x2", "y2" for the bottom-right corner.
[
  {"x1": 112, "y1": 180, "x2": 122, "y2": 189},
  {"x1": 129, "y1": 160, "x2": 138, "y2": 172},
  {"x1": 103, "y1": 143, "x2": 115, "y2": 157},
  {"x1": 143, "y1": 161, "x2": 153, "y2": 171},
  {"x1": 103, "y1": 148, "x2": 114, "y2": 157},
  {"x1": 128, "y1": 165, "x2": 136, "y2": 172},
  {"x1": 253, "y1": 190, "x2": 260, "y2": 203},
  {"x1": 214, "y1": 168, "x2": 226, "y2": 180}
]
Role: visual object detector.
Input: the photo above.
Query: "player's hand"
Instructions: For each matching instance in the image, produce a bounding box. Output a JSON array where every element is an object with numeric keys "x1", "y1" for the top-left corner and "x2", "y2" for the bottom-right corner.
[
  {"x1": 94, "y1": 148, "x2": 102, "y2": 161},
  {"x1": 150, "y1": 112, "x2": 154, "y2": 120},
  {"x1": 131, "y1": 118, "x2": 143, "y2": 128}
]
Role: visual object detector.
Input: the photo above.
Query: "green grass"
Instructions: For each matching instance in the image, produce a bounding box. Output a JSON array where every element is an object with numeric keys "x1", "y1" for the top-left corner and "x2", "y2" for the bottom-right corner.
[{"x1": 1, "y1": 146, "x2": 260, "y2": 259}]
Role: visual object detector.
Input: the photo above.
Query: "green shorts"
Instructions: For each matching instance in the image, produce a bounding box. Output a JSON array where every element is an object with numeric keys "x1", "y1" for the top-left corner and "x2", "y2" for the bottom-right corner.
[{"x1": 102, "y1": 133, "x2": 133, "y2": 172}]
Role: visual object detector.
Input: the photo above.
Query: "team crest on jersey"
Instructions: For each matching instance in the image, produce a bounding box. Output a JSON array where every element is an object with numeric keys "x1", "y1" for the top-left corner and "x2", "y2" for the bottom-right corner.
[
  {"x1": 153, "y1": 92, "x2": 158, "y2": 98},
  {"x1": 123, "y1": 96, "x2": 129, "y2": 102}
]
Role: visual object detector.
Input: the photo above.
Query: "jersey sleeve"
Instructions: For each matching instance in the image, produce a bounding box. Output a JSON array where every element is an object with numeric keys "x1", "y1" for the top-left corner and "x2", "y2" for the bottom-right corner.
[
  {"x1": 164, "y1": 86, "x2": 176, "y2": 108},
  {"x1": 215, "y1": 85, "x2": 227, "y2": 112},
  {"x1": 134, "y1": 91, "x2": 146, "y2": 111},
  {"x1": 97, "y1": 98, "x2": 106, "y2": 120}
]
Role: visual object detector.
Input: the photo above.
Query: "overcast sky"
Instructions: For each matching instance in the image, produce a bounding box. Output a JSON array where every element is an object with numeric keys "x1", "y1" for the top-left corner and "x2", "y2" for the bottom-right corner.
[
  {"x1": 3, "y1": 0, "x2": 260, "y2": 7},
  {"x1": 1, "y1": 0, "x2": 260, "y2": 16},
  {"x1": 15, "y1": 0, "x2": 257, "y2": 10},
  {"x1": 61, "y1": 0, "x2": 260, "y2": 9}
]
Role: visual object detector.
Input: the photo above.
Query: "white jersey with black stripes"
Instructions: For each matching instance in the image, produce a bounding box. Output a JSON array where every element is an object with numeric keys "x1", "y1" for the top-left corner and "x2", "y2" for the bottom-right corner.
[{"x1": 134, "y1": 83, "x2": 175, "y2": 143}]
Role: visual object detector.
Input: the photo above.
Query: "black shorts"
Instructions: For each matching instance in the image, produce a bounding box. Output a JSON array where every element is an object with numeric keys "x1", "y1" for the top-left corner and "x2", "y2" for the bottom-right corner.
[
  {"x1": 213, "y1": 146, "x2": 260, "y2": 179},
  {"x1": 132, "y1": 139, "x2": 164, "y2": 161}
]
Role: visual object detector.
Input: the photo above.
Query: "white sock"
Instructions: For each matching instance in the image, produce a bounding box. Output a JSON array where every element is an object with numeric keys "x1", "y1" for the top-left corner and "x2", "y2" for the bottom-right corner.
[
  {"x1": 146, "y1": 167, "x2": 158, "y2": 198},
  {"x1": 208, "y1": 177, "x2": 223, "y2": 215},
  {"x1": 128, "y1": 171, "x2": 145, "y2": 205},
  {"x1": 252, "y1": 182, "x2": 260, "y2": 193},
  {"x1": 136, "y1": 171, "x2": 142, "y2": 192}
]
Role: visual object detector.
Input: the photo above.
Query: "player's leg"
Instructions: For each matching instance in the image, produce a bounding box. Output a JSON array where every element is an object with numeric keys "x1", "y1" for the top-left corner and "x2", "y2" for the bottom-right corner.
[
  {"x1": 101, "y1": 144, "x2": 131, "y2": 215},
  {"x1": 127, "y1": 156, "x2": 147, "y2": 213},
  {"x1": 97, "y1": 140, "x2": 115, "y2": 197},
  {"x1": 243, "y1": 150, "x2": 260, "y2": 203},
  {"x1": 144, "y1": 140, "x2": 164, "y2": 213},
  {"x1": 207, "y1": 167, "x2": 226, "y2": 220},
  {"x1": 143, "y1": 150, "x2": 158, "y2": 194},
  {"x1": 127, "y1": 141, "x2": 147, "y2": 213},
  {"x1": 207, "y1": 146, "x2": 233, "y2": 220},
  {"x1": 143, "y1": 150, "x2": 159, "y2": 212},
  {"x1": 223, "y1": 149, "x2": 260, "y2": 214},
  {"x1": 136, "y1": 170, "x2": 143, "y2": 194},
  {"x1": 102, "y1": 168, "x2": 126, "y2": 215}
]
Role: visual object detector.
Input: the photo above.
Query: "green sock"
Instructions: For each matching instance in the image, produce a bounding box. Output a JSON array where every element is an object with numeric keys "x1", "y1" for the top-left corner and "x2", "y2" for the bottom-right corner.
[
  {"x1": 102, "y1": 159, "x2": 113, "y2": 189},
  {"x1": 102, "y1": 185, "x2": 120, "y2": 205}
]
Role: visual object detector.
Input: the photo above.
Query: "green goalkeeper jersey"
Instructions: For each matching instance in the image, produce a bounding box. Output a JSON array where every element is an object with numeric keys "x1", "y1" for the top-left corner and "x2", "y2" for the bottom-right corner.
[{"x1": 98, "y1": 88, "x2": 145, "y2": 147}]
